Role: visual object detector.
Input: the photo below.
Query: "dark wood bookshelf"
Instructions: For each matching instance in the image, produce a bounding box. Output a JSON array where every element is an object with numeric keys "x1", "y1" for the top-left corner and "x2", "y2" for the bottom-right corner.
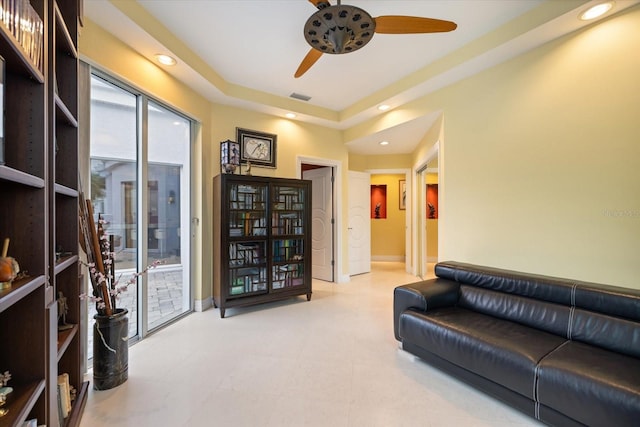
[
  {"x1": 0, "y1": 1, "x2": 86, "y2": 426},
  {"x1": 213, "y1": 174, "x2": 312, "y2": 318}
]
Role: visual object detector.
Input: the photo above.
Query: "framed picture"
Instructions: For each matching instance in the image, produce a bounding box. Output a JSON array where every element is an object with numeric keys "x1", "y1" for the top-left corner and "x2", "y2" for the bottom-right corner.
[
  {"x1": 399, "y1": 180, "x2": 406, "y2": 210},
  {"x1": 236, "y1": 128, "x2": 277, "y2": 168}
]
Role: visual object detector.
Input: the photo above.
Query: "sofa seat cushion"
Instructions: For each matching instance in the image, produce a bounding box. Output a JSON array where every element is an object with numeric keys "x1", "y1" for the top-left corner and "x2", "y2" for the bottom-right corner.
[
  {"x1": 537, "y1": 340, "x2": 640, "y2": 427},
  {"x1": 399, "y1": 307, "x2": 567, "y2": 399}
]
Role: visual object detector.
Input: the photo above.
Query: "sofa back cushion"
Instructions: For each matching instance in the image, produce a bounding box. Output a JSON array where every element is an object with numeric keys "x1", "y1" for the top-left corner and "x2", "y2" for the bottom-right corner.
[
  {"x1": 574, "y1": 284, "x2": 640, "y2": 322},
  {"x1": 458, "y1": 285, "x2": 572, "y2": 337},
  {"x1": 571, "y1": 309, "x2": 640, "y2": 358},
  {"x1": 435, "y1": 261, "x2": 575, "y2": 306},
  {"x1": 437, "y1": 261, "x2": 640, "y2": 355}
]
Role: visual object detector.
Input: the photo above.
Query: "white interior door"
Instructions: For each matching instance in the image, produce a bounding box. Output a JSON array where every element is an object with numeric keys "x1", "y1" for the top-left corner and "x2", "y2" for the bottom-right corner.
[
  {"x1": 348, "y1": 171, "x2": 371, "y2": 276},
  {"x1": 303, "y1": 167, "x2": 334, "y2": 282}
]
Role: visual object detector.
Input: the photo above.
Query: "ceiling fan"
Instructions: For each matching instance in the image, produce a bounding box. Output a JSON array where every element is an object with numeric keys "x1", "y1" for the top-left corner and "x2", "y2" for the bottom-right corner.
[{"x1": 295, "y1": 0, "x2": 458, "y2": 78}]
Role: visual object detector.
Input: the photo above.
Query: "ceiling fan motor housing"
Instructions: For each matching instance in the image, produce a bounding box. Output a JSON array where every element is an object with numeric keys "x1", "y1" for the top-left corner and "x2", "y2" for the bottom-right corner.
[{"x1": 303, "y1": 5, "x2": 376, "y2": 54}]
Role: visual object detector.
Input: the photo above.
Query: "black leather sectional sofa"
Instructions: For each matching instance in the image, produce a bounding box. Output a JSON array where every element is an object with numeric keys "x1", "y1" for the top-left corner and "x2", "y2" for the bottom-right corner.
[{"x1": 394, "y1": 261, "x2": 640, "y2": 426}]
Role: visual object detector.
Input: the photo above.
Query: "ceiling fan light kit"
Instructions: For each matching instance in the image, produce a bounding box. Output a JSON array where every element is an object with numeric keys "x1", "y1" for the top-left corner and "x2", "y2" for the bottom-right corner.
[
  {"x1": 304, "y1": 4, "x2": 376, "y2": 54},
  {"x1": 295, "y1": 0, "x2": 458, "y2": 78}
]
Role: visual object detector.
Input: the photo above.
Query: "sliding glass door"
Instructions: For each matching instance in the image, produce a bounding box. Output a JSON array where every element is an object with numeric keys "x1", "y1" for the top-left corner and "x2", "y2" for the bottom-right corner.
[
  {"x1": 146, "y1": 101, "x2": 191, "y2": 329},
  {"x1": 90, "y1": 76, "x2": 139, "y2": 346},
  {"x1": 88, "y1": 73, "x2": 192, "y2": 357}
]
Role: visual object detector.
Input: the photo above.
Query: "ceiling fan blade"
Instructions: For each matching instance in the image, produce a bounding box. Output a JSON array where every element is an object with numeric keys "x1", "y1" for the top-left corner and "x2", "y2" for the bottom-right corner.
[
  {"x1": 295, "y1": 49, "x2": 324, "y2": 78},
  {"x1": 374, "y1": 16, "x2": 457, "y2": 34},
  {"x1": 308, "y1": 0, "x2": 330, "y2": 9}
]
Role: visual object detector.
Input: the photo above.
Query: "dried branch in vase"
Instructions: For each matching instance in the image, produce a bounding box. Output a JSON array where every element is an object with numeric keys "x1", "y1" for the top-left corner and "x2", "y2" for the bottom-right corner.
[{"x1": 80, "y1": 211, "x2": 163, "y2": 317}]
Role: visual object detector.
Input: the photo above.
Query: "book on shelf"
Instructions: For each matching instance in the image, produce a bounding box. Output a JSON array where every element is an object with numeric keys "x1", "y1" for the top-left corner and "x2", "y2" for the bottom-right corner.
[
  {"x1": 57, "y1": 372, "x2": 72, "y2": 418},
  {"x1": 57, "y1": 382, "x2": 66, "y2": 424},
  {"x1": 237, "y1": 184, "x2": 258, "y2": 194}
]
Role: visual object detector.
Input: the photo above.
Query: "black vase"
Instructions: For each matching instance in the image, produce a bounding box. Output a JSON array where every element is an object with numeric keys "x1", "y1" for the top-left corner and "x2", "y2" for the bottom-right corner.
[{"x1": 93, "y1": 308, "x2": 129, "y2": 390}]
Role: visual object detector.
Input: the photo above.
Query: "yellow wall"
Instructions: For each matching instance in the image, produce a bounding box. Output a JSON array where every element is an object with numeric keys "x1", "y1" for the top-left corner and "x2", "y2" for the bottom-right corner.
[
  {"x1": 413, "y1": 114, "x2": 443, "y2": 167},
  {"x1": 370, "y1": 174, "x2": 406, "y2": 259},
  {"x1": 349, "y1": 154, "x2": 412, "y2": 171},
  {"x1": 411, "y1": 6, "x2": 639, "y2": 287}
]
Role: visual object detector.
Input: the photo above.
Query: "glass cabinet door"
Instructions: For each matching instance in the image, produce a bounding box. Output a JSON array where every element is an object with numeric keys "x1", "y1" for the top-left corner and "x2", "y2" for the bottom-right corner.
[
  {"x1": 271, "y1": 185, "x2": 306, "y2": 290},
  {"x1": 227, "y1": 182, "x2": 268, "y2": 297},
  {"x1": 228, "y1": 183, "x2": 268, "y2": 237},
  {"x1": 228, "y1": 241, "x2": 268, "y2": 295}
]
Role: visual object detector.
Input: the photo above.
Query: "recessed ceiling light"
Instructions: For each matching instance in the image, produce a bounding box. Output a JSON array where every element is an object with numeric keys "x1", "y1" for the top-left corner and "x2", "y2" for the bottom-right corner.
[
  {"x1": 378, "y1": 104, "x2": 391, "y2": 111},
  {"x1": 579, "y1": 2, "x2": 614, "y2": 20},
  {"x1": 155, "y1": 54, "x2": 177, "y2": 66},
  {"x1": 379, "y1": 141, "x2": 389, "y2": 146},
  {"x1": 285, "y1": 113, "x2": 296, "y2": 119}
]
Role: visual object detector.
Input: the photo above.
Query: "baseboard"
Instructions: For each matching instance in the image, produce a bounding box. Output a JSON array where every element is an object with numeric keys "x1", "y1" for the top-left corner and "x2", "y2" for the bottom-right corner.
[
  {"x1": 194, "y1": 297, "x2": 213, "y2": 312},
  {"x1": 337, "y1": 274, "x2": 351, "y2": 283}
]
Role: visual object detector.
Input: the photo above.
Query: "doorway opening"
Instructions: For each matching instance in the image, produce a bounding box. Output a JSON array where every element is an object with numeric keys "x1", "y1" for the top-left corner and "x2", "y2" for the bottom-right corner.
[
  {"x1": 298, "y1": 157, "x2": 342, "y2": 283},
  {"x1": 367, "y1": 169, "x2": 412, "y2": 274}
]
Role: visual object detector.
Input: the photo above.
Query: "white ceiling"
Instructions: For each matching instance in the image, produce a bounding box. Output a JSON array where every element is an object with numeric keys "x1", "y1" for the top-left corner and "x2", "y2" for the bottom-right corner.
[{"x1": 83, "y1": 0, "x2": 638, "y2": 155}]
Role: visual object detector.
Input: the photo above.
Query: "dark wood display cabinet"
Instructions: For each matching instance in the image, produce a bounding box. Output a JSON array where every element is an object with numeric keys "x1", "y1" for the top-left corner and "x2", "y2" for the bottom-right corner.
[
  {"x1": 213, "y1": 174, "x2": 312, "y2": 318},
  {"x1": 0, "y1": 1, "x2": 87, "y2": 426}
]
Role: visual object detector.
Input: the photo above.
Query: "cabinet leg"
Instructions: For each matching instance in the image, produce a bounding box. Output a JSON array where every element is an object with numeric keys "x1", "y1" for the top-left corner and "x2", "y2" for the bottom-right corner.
[
  {"x1": 213, "y1": 300, "x2": 218, "y2": 308},
  {"x1": 307, "y1": 292, "x2": 312, "y2": 301},
  {"x1": 220, "y1": 308, "x2": 226, "y2": 318}
]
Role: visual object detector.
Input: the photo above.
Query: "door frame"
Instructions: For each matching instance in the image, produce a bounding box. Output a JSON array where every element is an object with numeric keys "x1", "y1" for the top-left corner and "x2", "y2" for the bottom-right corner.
[
  {"x1": 297, "y1": 156, "x2": 346, "y2": 283},
  {"x1": 412, "y1": 141, "x2": 439, "y2": 277},
  {"x1": 366, "y1": 168, "x2": 412, "y2": 274}
]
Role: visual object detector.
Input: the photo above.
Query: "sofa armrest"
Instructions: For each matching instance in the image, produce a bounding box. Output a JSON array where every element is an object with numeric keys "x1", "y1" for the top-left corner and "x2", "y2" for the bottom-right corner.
[{"x1": 394, "y1": 278, "x2": 460, "y2": 341}]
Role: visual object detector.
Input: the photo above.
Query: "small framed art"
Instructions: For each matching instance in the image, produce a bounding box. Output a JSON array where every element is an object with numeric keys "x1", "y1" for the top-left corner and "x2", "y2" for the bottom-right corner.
[
  {"x1": 236, "y1": 128, "x2": 277, "y2": 168},
  {"x1": 399, "y1": 179, "x2": 406, "y2": 210}
]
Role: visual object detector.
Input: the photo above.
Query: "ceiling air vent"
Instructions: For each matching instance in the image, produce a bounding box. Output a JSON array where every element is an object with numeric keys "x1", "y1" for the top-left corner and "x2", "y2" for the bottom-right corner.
[{"x1": 290, "y1": 92, "x2": 312, "y2": 102}]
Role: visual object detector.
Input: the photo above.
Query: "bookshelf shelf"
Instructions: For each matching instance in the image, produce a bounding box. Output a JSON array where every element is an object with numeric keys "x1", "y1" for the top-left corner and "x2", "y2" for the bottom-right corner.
[
  {"x1": 0, "y1": 275, "x2": 46, "y2": 313},
  {"x1": 56, "y1": 325, "x2": 78, "y2": 361},
  {"x1": 0, "y1": 380, "x2": 46, "y2": 427},
  {"x1": 0, "y1": 166, "x2": 46, "y2": 188}
]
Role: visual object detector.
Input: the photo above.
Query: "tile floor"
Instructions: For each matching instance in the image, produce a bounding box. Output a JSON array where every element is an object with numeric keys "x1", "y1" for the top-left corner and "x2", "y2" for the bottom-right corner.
[{"x1": 80, "y1": 262, "x2": 540, "y2": 427}]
